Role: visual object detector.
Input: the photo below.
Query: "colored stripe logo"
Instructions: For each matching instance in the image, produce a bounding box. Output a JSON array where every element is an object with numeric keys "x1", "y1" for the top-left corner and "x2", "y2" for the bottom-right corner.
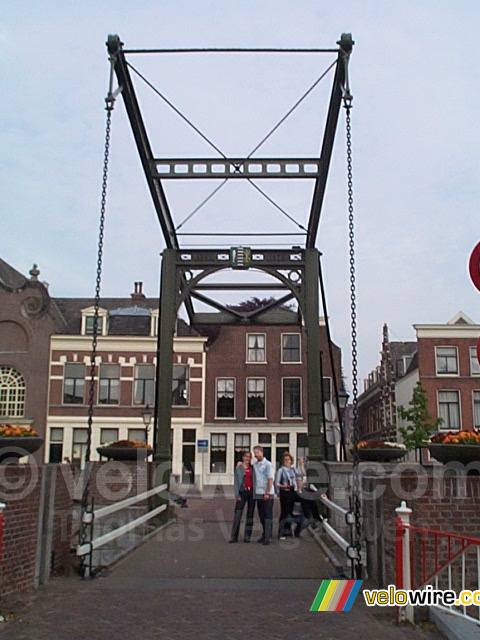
[{"x1": 310, "y1": 580, "x2": 363, "y2": 612}]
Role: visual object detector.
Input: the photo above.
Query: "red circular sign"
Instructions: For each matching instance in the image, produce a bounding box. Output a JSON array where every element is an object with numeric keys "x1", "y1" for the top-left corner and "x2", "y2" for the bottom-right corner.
[{"x1": 469, "y1": 242, "x2": 480, "y2": 292}]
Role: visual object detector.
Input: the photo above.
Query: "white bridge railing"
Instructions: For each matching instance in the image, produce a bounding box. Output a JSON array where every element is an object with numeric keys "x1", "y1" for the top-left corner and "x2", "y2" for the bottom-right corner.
[{"x1": 77, "y1": 484, "x2": 167, "y2": 564}]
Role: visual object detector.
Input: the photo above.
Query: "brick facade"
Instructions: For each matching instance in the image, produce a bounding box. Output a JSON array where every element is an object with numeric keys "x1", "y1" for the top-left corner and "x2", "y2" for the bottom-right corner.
[{"x1": 0, "y1": 464, "x2": 73, "y2": 598}]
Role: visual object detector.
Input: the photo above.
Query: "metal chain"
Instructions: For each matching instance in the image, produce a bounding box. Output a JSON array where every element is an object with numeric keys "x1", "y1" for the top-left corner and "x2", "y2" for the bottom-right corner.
[
  {"x1": 346, "y1": 103, "x2": 362, "y2": 579},
  {"x1": 79, "y1": 103, "x2": 113, "y2": 576}
]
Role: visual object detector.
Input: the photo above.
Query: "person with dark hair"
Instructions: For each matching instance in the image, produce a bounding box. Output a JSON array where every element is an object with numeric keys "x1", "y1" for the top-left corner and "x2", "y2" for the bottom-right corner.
[
  {"x1": 229, "y1": 450, "x2": 255, "y2": 543},
  {"x1": 275, "y1": 451, "x2": 297, "y2": 539},
  {"x1": 252, "y1": 445, "x2": 275, "y2": 545}
]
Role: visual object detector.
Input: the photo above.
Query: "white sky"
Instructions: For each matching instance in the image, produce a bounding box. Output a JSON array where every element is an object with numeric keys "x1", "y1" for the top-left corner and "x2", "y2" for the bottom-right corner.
[{"x1": 2, "y1": 1, "x2": 480, "y2": 390}]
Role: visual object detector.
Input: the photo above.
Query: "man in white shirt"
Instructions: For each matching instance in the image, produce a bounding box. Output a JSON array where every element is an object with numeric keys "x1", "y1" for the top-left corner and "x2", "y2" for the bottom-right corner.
[{"x1": 252, "y1": 445, "x2": 275, "y2": 545}]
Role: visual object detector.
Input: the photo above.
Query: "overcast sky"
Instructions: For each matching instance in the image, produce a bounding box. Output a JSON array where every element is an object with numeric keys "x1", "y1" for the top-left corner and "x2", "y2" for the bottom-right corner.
[{"x1": 2, "y1": 1, "x2": 480, "y2": 390}]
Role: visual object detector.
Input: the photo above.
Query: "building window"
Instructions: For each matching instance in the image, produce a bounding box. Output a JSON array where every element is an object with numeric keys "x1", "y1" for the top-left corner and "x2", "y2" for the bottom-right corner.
[
  {"x1": 322, "y1": 377, "x2": 332, "y2": 402},
  {"x1": 258, "y1": 433, "x2": 272, "y2": 461},
  {"x1": 235, "y1": 433, "x2": 251, "y2": 464},
  {"x1": 63, "y1": 363, "x2": 85, "y2": 404},
  {"x1": 0, "y1": 366, "x2": 26, "y2": 417},
  {"x1": 128, "y1": 428, "x2": 147, "y2": 443},
  {"x1": 282, "y1": 378, "x2": 301, "y2": 418},
  {"x1": 396, "y1": 356, "x2": 413, "y2": 378},
  {"x1": 282, "y1": 334, "x2": 301, "y2": 362},
  {"x1": 216, "y1": 378, "x2": 235, "y2": 418},
  {"x1": 474, "y1": 391, "x2": 480, "y2": 429},
  {"x1": 49, "y1": 427, "x2": 64, "y2": 463},
  {"x1": 438, "y1": 390, "x2": 461, "y2": 430},
  {"x1": 435, "y1": 347, "x2": 458, "y2": 375},
  {"x1": 85, "y1": 316, "x2": 104, "y2": 335},
  {"x1": 134, "y1": 364, "x2": 155, "y2": 405},
  {"x1": 100, "y1": 428, "x2": 119, "y2": 445},
  {"x1": 172, "y1": 365, "x2": 189, "y2": 406},
  {"x1": 72, "y1": 428, "x2": 88, "y2": 468},
  {"x1": 98, "y1": 364, "x2": 120, "y2": 405},
  {"x1": 247, "y1": 334, "x2": 266, "y2": 362},
  {"x1": 297, "y1": 433, "x2": 309, "y2": 463},
  {"x1": 470, "y1": 347, "x2": 480, "y2": 376},
  {"x1": 172, "y1": 364, "x2": 188, "y2": 406},
  {"x1": 210, "y1": 433, "x2": 227, "y2": 473},
  {"x1": 247, "y1": 378, "x2": 266, "y2": 418}
]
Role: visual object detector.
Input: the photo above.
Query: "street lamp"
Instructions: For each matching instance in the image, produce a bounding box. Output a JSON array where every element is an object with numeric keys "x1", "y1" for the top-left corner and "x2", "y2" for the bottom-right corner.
[
  {"x1": 141, "y1": 404, "x2": 153, "y2": 445},
  {"x1": 337, "y1": 389, "x2": 349, "y2": 411}
]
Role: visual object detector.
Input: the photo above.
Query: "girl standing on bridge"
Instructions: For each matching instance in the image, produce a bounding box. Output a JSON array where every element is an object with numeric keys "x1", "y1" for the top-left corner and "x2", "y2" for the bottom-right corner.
[{"x1": 229, "y1": 451, "x2": 255, "y2": 543}]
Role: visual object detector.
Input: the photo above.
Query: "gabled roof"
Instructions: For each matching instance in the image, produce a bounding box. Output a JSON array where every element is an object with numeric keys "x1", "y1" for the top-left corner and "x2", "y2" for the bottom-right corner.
[
  {"x1": 447, "y1": 311, "x2": 475, "y2": 325},
  {"x1": 0, "y1": 258, "x2": 27, "y2": 291}
]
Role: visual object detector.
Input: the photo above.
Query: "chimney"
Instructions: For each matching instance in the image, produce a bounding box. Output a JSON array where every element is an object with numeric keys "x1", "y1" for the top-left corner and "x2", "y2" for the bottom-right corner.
[{"x1": 131, "y1": 281, "x2": 146, "y2": 302}]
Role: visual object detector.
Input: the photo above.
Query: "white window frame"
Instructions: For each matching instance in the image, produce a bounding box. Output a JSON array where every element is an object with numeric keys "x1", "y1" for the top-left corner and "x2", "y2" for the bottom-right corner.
[
  {"x1": 98, "y1": 363, "x2": 121, "y2": 405},
  {"x1": 281, "y1": 376, "x2": 302, "y2": 419},
  {"x1": 473, "y1": 390, "x2": 480, "y2": 429},
  {"x1": 81, "y1": 307, "x2": 108, "y2": 336},
  {"x1": 210, "y1": 433, "x2": 227, "y2": 474},
  {"x1": 281, "y1": 333, "x2": 302, "y2": 363},
  {"x1": 470, "y1": 346, "x2": 480, "y2": 376},
  {"x1": 0, "y1": 366, "x2": 26, "y2": 418},
  {"x1": 62, "y1": 362, "x2": 86, "y2": 405},
  {"x1": 435, "y1": 346, "x2": 459, "y2": 376},
  {"x1": 245, "y1": 377, "x2": 267, "y2": 420},
  {"x1": 133, "y1": 363, "x2": 155, "y2": 406},
  {"x1": 437, "y1": 389, "x2": 461, "y2": 431},
  {"x1": 246, "y1": 333, "x2": 267, "y2": 363},
  {"x1": 215, "y1": 377, "x2": 236, "y2": 419}
]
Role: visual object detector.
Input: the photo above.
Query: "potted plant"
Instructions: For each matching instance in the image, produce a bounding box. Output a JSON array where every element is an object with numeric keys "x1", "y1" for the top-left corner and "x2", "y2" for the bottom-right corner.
[
  {"x1": 356, "y1": 440, "x2": 407, "y2": 462},
  {"x1": 428, "y1": 429, "x2": 480, "y2": 466},
  {"x1": 97, "y1": 439, "x2": 153, "y2": 461},
  {"x1": 0, "y1": 424, "x2": 44, "y2": 463},
  {"x1": 397, "y1": 382, "x2": 443, "y2": 462}
]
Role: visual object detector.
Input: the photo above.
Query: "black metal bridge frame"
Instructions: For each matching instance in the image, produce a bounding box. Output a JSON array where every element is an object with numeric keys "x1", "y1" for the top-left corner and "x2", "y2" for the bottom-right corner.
[{"x1": 106, "y1": 34, "x2": 353, "y2": 480}]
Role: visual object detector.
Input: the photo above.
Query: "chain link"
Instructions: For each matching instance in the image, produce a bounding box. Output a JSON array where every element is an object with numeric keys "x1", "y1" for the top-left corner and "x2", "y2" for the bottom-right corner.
[
  {"x1": 346, "y1": 104, "x2": 362, "y2": 579},
  {"x1": 79, "y1": 105, "x2": 113, "y2": 576}
]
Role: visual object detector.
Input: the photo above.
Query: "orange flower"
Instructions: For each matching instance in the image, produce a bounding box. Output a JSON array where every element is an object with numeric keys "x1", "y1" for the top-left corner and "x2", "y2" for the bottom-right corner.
[{"x1": 0, "y1": 424, "x2": 38, "y2": 437}]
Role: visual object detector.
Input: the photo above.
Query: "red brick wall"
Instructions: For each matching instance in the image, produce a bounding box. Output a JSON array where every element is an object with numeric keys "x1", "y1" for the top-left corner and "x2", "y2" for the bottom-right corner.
[
  {"x1": 0, "y1": 464, "x2": 73, "y2": 598},
  {"x1": 364, "y1": 471, "x2": 480, "y2": 590}
]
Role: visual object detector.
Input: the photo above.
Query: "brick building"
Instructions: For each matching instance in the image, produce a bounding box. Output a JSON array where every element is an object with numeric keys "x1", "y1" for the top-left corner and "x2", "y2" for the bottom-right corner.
[
  {"x1": 357, "y1": 324, "x2": 417, "y2": 441},
  {"x1": 194, "y1": 310, "x2": 343, "y2": 486},
  {"x1": 359, "y1": 312, "x2": 480, "y2": 443},
  {"x1": 46, "y1": 285, "x2": 207, "y2": 484},
  {"x1": 413, "y1": 311, "x2": 480, "y2": 432},
  {"x1": 0, "y1": 259, "x2": 62, "y2": 456}
]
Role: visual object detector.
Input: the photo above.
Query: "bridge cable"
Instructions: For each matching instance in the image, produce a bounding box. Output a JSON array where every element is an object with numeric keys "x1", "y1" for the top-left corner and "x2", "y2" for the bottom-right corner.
[
  {"x1": 343, "y1": 67, "x2": 363, "y2": 579},
  {"x1": 79, "y1": 61, "x2": 117, "y2": 578}
]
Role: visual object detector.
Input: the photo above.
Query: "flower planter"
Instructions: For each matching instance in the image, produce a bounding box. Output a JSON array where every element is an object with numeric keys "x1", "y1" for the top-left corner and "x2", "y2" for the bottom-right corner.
[
  {"x1": 428, "y1": 444, "x2": 480, "y2": 466},
  {"x1": 355, "y1": 448, "x2": 407, "y2": 463},
  {"x1": 0, "y1": 437, "x2": 44, "y2": 463},
  {"x1": 97, "y1": 446, "x2": 153, "y2": 461}
]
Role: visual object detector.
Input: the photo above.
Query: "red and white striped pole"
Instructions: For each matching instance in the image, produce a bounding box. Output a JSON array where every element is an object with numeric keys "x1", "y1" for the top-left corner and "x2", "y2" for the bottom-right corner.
[{"x1": 395, "y1": 501, "x2": 413, "y2": 624}]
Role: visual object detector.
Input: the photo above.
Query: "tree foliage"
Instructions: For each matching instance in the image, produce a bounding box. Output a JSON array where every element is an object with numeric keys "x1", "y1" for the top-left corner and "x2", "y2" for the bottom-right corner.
[{"x1": 397, "y1": 382, "x2": 443, "y2": 452}]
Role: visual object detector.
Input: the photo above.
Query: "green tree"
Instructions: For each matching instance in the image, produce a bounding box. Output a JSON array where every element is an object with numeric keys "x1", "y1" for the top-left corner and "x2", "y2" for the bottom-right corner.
[{"x1": 397, "y1": 382, "x2": 443, "y2": 457}]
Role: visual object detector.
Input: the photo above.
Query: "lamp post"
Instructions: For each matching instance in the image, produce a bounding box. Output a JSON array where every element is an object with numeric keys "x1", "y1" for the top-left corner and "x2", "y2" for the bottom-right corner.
[
  {"x1": 141, "y1": 404, "x2": 153, "y2": 445},
  {"x1": 337, "y1": 390, "x2": 349, "y2": 457},
  {"x1": 141, "y1": 404, "x2": 154, "y2": 506}
]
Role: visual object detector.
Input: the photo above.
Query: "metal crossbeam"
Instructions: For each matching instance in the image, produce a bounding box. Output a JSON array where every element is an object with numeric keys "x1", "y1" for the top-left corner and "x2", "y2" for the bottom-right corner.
[{"x1": 152, "y1": 158, "x2": 321, "y2": 179}]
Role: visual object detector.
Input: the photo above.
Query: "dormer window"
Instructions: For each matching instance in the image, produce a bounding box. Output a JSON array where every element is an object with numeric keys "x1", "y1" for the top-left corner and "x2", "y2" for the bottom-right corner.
[
  {"x1": 81, "y1": 307, "x2": 108, "y2": 336},
  {"x1": 150, "y1": 309, "x2": 159, "y2": 337},
  {"x1": 85, "y1": 316, "x2": 104, "y2": 335}
]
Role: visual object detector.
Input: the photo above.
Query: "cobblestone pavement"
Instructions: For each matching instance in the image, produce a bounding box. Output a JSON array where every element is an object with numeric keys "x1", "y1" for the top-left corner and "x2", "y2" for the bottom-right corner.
[{"x1": 1, "y1": 496, "x2": 445, "y2": 639}]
